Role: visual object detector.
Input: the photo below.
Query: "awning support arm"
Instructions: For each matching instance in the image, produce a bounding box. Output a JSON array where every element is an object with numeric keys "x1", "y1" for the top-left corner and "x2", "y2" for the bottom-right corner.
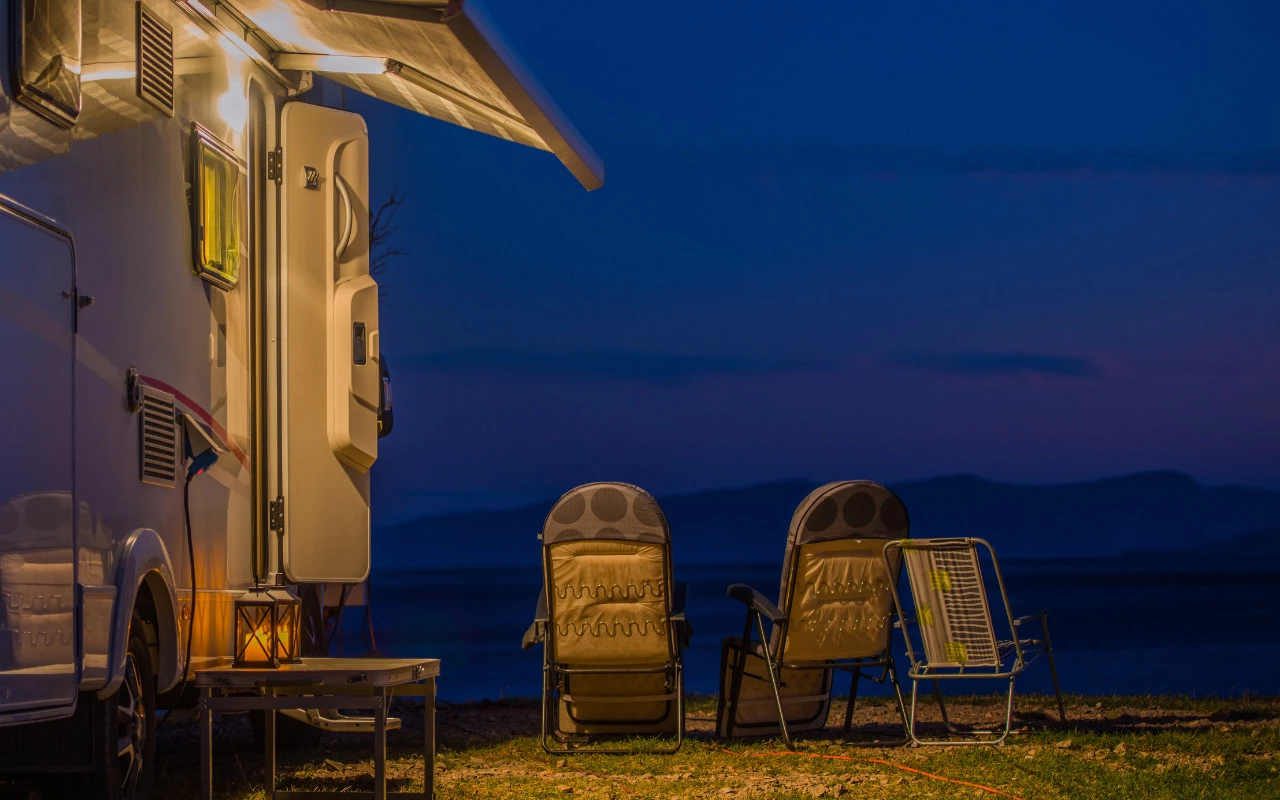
[{"x1": 305, "y1": 0, "x2": 453, "y2": 24}]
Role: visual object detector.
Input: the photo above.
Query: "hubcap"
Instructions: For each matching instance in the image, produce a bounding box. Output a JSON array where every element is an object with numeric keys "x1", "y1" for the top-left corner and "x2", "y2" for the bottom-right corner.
[{"x1": 116, "y1": 653, "x2": 147, "y2": 797}]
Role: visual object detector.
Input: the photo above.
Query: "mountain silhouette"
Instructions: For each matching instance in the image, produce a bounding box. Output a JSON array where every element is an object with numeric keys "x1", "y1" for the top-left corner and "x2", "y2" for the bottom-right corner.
[{"x1": 372, "y1": 471, "x2": 1280, "y2": 568}]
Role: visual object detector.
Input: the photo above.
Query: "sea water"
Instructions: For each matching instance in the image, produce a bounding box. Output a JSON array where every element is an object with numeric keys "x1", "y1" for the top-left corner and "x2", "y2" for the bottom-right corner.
[{"x1": 331, "y1": 554, "x2": 1280, "y2": 702}]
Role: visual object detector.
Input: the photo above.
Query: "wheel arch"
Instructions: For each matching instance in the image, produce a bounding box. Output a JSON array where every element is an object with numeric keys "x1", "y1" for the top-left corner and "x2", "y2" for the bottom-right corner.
[{"x1": 101, "y1": 529, "x2": 182, "y2": 698}]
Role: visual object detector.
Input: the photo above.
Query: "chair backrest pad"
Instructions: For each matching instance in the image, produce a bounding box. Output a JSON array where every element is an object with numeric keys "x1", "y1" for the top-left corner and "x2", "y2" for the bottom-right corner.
[
  {"x1": 901, "y1": 541, "x2": 1000, "y2": 668},
  {"x1": 542, "y1": 483, "x2": 674, "y2": 668},
  {"x1": 776, "y1": 481, "x2": 910, "y2": 663},
  {"x1": 783, "y1": 539, "x2": 897, "y2": 662},
  {"x1": 547, "y1": 539, "x2": 671, "y2": 666}
]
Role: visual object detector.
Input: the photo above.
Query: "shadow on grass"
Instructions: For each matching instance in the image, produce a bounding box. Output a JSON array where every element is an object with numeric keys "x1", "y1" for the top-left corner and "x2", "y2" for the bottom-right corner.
[{"x1": 150, "y1": 693, "x2": 1280, "y2": 799}]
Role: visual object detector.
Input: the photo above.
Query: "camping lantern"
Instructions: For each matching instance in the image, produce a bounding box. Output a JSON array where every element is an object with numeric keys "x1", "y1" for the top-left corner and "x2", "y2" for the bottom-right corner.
[{"x1": 233, "y1": 586, "x2": 301, "y2": 667}]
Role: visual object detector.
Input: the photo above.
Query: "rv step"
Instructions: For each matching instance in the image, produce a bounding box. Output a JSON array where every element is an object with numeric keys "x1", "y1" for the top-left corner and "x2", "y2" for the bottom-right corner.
[{"x1": 280, "y1": 708, "x2": 402, "y2": 733}]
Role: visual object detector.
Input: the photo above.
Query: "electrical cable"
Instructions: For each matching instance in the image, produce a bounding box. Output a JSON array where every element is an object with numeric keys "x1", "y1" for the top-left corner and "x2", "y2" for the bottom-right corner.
[
  {"x1": 708, "y1": 744, "x2": 1026, "y2": 799},
  {"x1": 326, "y1": 583, "x2": 352, "y2": 655},
  {"x1": 156, "y1": 472, "x2": 198, "y2": 733},
  {"x1": 361, "y1": 575, "x2": 379, "y2": 655}
]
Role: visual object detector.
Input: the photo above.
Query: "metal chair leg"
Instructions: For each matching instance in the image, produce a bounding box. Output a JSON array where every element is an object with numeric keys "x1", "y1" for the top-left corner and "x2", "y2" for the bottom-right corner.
[
  {"x1": 1040, "y1": 618, "x2": 1067, "y2": 722},
  {"x1": 540, "y1": 664, "x2": 557, "y2": 754},
  {"x1": 888, "y1": 660, "x2": 910, "y2": 740},
  {"x1": 932, "y1": 679, "x2": 965, "y2": 733},
  {"x1": 842, "y1": 668, "x2": 861, "y2": 731},
  {"x1": 908, "y1": 680, "x2": 922, "y2": 747},
  {"x1": 996, "y1": 678, "x2": 1016, "y2": 745},
  {"x1": 722, "y1": 610, "x2": 756, "y2": 740},
  {"x1": 756, "y1": 613, "x2": 792, "y2": 749}
]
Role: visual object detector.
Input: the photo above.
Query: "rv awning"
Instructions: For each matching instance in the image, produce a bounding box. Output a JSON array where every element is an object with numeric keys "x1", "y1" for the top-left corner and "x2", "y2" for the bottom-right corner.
[{"x1": 228, "y1": 0, "x2": 602, "y2": 189}]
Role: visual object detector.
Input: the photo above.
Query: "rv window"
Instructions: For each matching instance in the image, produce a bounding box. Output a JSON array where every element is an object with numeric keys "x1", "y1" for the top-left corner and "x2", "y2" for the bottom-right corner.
[
  {"x1": 193, "y1": 129, "x2": 245, "y2": 289},
  {"x1": 11, "y1": 0, "x2": 83, "y2": 128}
]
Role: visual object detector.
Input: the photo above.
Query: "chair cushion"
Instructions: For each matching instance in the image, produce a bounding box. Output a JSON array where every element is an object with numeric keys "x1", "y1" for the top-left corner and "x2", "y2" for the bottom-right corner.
[
  {"x1": 781, "y1": 539, "x2": 896, "y2": 662},
  {"x1": 716, "y1": 637, "x2": 831, "y2": 736},
  {"x1": 547, "y1": 540, "x2": 671, "y2": 666}
]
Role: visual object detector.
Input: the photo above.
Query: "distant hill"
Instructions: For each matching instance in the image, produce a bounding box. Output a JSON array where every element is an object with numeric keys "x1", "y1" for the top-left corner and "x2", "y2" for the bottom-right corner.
[
  {"x1": 372, "y1": 472, "x2": 1280, "y2": 568},
  {"x1": 1211, "y1": 524, "x2": 1280, "y2": 556}
]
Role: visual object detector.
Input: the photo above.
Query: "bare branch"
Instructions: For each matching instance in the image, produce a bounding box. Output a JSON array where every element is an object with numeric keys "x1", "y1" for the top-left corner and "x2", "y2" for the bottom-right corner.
[{"x1": 369, "y1": 186, "x2": 411, "y2": 300}]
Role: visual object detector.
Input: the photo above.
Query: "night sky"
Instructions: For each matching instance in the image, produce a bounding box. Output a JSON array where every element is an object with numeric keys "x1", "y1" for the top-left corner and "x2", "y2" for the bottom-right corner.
[{"x1": 345, "y1": 0, "x2": 1280, "y2": 523}]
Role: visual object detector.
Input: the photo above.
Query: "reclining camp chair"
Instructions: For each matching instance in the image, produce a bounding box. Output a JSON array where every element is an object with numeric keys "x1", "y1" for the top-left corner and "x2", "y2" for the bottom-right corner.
[
  {"x1": 883, "y1": 537, "x2": 1066, "y2": 746},
  {"x1": 716, "y1": 481, "x2": 911, "y2": 748},
  {"x1": 522, "y1": 483, "x2": 689, "y2": 753}
]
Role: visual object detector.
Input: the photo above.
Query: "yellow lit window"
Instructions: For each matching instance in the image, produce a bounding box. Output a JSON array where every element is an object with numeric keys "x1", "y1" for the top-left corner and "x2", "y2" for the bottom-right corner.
[{"x1": 192, "y1": 128, "x2": 244, "y2": 289}]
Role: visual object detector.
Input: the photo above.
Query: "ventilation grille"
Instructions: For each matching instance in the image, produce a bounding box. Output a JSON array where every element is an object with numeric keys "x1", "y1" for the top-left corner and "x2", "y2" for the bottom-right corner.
[
  {"x1": 140, "y1": 385, "x2": 178, "y2": 487},
  {"x1": 136, "y1": 3, "x2": 175, "y2": 116}
]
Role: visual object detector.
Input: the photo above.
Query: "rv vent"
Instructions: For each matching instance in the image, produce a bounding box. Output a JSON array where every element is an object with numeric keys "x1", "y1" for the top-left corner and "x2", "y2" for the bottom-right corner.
[
  {"x1": 136, "y1": 3, "x2": 175, "y2": 116},
  {"x1": 139, "y1": 385, "x2": 178, "y2": 487}
]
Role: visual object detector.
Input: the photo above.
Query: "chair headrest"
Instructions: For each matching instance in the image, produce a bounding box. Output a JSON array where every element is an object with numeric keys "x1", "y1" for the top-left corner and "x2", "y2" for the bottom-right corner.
[
  {"x1": 542, "y1": 482, "x2": 669, "y2": 545},
  {"x1": 789, "y1": 480, "x2": 909, "y2": 545}
]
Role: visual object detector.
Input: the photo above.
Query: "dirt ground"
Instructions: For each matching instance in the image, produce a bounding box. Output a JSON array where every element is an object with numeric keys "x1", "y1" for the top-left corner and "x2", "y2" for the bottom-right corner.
[{"x1": 142, "y1": 694, "x2": 1280, "y2": 799}]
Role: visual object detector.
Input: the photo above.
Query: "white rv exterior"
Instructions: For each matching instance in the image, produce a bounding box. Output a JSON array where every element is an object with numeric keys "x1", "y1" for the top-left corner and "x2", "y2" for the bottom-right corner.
[{"x1": 0, "y1": 0, "x2": 599, "y2": 795}]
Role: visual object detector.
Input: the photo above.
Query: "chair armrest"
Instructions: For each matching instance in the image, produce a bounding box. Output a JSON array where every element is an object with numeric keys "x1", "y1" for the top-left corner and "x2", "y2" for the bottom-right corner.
[
  {"x1": 726, "y1": 583, "x2": 784, "y2": 624},
  {"x1": 520, "y1": 620, "x2": 544, "y2": 650},
  {"x1": 671, "y1": 581, "x2": 688, "y2": 617},
  {"x1": 1014, "y1": 610, "x2": 1049, "y2": 627},
  {"x1": 520, "y1": 589, "x2": 550, "y2": 650},
  {"x1": 671, "y1": 582, "x2": 693, "y2": 647}
]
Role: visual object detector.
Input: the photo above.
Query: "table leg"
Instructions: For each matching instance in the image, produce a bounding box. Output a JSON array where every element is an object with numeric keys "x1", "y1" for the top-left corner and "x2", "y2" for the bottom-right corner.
[
  {"x1": 200, "y1": 688, "x2": 212, "y2": 800},
  {"x1": 265, "y1": 687, "x2": 276, "y2": 799},
  {"x1": 424, "y1": 679, "x2": 435, "y2": 800},
  {"x1": 375, "y1": 687, "x2": 388, "y2": 800}
]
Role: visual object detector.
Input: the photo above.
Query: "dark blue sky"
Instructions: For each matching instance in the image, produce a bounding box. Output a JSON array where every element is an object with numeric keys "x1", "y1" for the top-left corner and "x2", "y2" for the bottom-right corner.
[{"x1": 349, "y1": 0, "x2": 1280, "y2": 522}]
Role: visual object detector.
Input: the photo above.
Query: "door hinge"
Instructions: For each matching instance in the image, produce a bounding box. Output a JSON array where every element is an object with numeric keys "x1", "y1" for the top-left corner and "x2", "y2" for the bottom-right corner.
[
  {"x1": 266, "y1": 147, "x2": 283, "y2": 184},
  {"x1": 269, "y1": 496, "x2": 285, "y2": 531}
]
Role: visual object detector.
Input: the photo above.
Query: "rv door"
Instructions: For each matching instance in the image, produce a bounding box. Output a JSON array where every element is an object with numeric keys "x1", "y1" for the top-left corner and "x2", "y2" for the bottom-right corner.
[
  {"x1": 279, "y1": 103, "x2": 378, "y2": 584},
  {"x1": 0, "y1": 198, "x2": 77, "y2": 722}
]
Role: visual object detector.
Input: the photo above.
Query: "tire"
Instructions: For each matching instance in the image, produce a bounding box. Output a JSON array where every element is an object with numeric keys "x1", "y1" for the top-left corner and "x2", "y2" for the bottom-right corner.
[
  {"x1": 112, "y1": 628, "x2": 157, "y2": 799},
  {"x1": 7, "y1": 622, "x2": 157, "y2": 800},
  {"x1": 69, "y1": 622, "x2": 157, "y2": 800}
]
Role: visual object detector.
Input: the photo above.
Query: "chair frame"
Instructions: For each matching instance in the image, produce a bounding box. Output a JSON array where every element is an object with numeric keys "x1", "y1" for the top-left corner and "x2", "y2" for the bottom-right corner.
[
  {"x1": 717, "y1": 564, "x2": 910, "y2": 749},
  {"x1": 883, "y1": 537, "x2": 1066, "y2": 746},
  {"x1": 538, "y1": 536, "x2": 687, "y2": 755}
]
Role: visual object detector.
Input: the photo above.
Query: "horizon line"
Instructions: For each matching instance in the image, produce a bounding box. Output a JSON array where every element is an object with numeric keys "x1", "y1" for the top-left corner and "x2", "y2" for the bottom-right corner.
[{"x1": 374, "y1": 468, "x2": 1280, "y2": 526}]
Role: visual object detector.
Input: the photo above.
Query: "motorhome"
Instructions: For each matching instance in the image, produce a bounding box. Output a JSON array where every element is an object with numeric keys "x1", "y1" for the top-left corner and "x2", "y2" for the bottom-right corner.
[{"x1": 0, "y1": 0, "x2": 600, "y2": 796}]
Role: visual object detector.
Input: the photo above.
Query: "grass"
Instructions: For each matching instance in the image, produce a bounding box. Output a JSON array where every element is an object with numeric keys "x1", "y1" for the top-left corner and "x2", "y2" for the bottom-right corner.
[{"x1": 151, "y1": 694, "x2": 1280, "y2": 799}]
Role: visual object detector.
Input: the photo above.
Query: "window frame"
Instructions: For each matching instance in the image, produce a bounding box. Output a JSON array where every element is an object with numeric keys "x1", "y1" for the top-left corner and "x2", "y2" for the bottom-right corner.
[
  {"x1": 9, "y1": 0, "x2": 84, "y2": 129},
  {"x1": 190, "y1": 124, "x2": 246, "y2": 291}
]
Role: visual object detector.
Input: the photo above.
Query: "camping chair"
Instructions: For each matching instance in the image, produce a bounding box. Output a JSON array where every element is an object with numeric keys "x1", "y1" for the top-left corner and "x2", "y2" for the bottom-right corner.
[
  {"x1": 883, "y1": 537, "x2": 1066, "y2": 746},
  {"x1": 522, "y1": 483, "x2": 689, "y2": 753},
  {"x1": 716, "y1": 481, "x2": 912, "y2": 748}
]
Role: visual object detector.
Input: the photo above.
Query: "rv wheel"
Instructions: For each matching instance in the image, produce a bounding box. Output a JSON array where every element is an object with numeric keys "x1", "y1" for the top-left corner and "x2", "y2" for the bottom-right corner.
[
  {"x1": 70, "y1": 627, "x2": 157, "y2": 800},
  {"x1": 111, "y1": 631, "x2": 157, "y2": 799},
  {"x1": 48, "y1": 624, "x2": 156, "y2": 800}
]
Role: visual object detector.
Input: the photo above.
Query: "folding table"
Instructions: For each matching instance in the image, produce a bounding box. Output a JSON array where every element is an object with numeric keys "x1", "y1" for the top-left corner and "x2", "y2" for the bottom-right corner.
[{"x1": 197, "y1": 657, "x2": 439, "y2": 799}]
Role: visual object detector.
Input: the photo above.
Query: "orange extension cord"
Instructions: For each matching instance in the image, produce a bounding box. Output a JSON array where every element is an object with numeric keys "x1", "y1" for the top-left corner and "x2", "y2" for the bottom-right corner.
[
  {"x1": 540, "y1": 746, "x2": 1025, "y2": 799},
  {"x1": 710, "y1": 745, "x2": 1026, "y2": 800}
]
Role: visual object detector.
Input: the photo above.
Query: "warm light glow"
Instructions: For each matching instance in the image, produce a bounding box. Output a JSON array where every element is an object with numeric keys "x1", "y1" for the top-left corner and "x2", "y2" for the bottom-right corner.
[
  {"x1": 83, "y1": 56, "x2": 216, "y2": 82},
  {"x1": 217, "y1": 88, "x2": 249, "y2": 130},
  {"x1": 82, "y1": 62, "x2": 134, "y2": 81},
  {"x1": 240, "y1": 610, "x2": 293, "y2": 664},
  {"x1": 248, "y1": 1, "x2": 329, "y2": 52},
  {"x1": 233, "y1": 587, "x2": 300, "y2": 667},
  {"x1": 215, "y1": 37, "x2": 251, "y2": 130},
  {"x1": 274, "y1": 53, "x2": 391, "y2": 75}
]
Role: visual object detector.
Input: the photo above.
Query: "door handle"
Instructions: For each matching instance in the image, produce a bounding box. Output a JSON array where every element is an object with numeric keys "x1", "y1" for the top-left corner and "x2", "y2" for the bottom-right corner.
[
  {"x1": 334, "y1": 172, "x2": 355, "y2": 261},
  {"x1": 63, "y1": 290, "x2": 94, "y2": 308}
]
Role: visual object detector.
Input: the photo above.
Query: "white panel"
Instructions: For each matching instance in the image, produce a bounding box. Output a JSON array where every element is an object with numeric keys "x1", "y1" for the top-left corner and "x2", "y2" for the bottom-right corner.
[
  {"x1": 279, "y1": 102, "x2": 373, "y2": 584},
  {"x1": 0, "y1": 201, "x2": 77, "y2": 719},
  {"x1": 331, "y1": 274, "x2": 379, "y2": 470}
]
